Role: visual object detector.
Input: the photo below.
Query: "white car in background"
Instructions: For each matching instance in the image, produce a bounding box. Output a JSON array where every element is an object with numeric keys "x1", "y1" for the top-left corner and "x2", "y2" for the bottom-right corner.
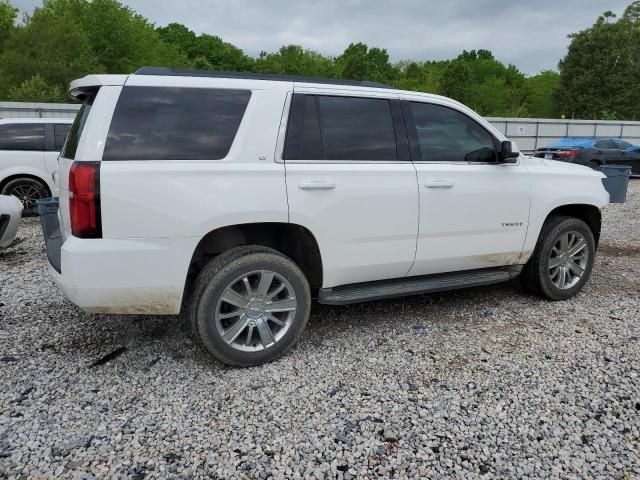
[{"x1": 0, "y1": 117, "x2": 73, "y2": 214}]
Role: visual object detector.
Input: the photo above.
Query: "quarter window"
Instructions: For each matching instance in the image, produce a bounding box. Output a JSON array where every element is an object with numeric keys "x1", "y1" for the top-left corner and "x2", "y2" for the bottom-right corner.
[
  {"x1": 0, "y1": 124, "x2": 45, "y2": 151},
  {"x1": 103, "y1": 86, "x2": 251, "y2": 161},
  {"x1": 409, "y1": 102, "x2": 496, "y2": 162},
  {"x1": 283, "y1": 94, "x2": 398, "y2": 161}
]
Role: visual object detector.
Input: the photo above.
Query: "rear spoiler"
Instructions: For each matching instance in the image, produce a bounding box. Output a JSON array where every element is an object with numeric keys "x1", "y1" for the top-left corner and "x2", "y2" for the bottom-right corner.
[{"x1": 68, "y1": 75, "x2": 128, "y2": 100}]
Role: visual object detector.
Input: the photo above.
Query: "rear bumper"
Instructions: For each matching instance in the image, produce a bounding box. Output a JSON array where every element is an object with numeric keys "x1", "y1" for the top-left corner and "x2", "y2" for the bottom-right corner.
[{"x1": 48, "y1": 235, "x2": 197, "y2": 315}]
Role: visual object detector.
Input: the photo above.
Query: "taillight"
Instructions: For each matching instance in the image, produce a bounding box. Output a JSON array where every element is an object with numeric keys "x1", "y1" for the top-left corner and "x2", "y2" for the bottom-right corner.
[
  {"x1": 556, "y1": 149, "x2": 580, "y2": 158},
  {"x1": 69, "y1": 161, "x2": 101, "y2": 238}
]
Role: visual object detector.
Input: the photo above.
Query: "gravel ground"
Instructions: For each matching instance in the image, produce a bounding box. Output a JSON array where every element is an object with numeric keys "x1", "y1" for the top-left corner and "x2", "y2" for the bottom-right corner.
[{"x1": 1, "y1": 180, "x2": 639, "y2": 480}]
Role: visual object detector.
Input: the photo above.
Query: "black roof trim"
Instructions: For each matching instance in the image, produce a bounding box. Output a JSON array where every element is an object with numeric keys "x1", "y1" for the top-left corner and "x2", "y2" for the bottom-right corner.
[{"x1": 134, "y1": 66, "x2": 392, "y2": 89}]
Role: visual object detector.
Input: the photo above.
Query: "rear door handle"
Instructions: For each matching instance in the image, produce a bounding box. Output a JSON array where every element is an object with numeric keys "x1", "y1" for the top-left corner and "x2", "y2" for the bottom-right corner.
[
  {"x1": 425, "y1": 180, "x2": 454, "y2": 189},
  {"x1": 298, "y1": 182, "x2": 335, "y2": 190}
]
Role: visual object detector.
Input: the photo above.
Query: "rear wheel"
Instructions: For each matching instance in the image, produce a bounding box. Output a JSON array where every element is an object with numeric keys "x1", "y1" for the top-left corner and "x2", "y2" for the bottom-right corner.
[
  {"x1": 587, "y1": 160, "x2": 601, "y2": 171},
  {"x1": 521, "y1": 216, "x2": 595, "y2": 300},
  {"x1": 190, "y1": 246, "x2": 311, "y2": 366},
  {"x1": 1, "y1": 177, "x2": 49, "y2": 215}
]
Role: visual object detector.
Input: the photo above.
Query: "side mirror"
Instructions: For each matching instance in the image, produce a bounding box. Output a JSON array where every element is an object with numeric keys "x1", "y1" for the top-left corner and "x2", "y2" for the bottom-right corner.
[{"x1": 498, "y1": 140, "x2": 519, "y2": 163}]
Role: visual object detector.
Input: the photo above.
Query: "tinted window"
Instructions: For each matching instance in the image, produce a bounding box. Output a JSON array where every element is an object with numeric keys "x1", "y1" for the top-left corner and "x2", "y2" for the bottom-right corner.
[
  {"x1": 318, "y1": 96, "x2": 397, "y2": 161},
  {"x1": 103, "y1": 86, "x2": 251, "y2": 161},
  {"x1": 0, "y1": 124, "x2": 45, "y2": 151},
  {"x1": 409, "y1": 102, "x2": 496, "y2": 162},
  {"x1": 594, "y1": 139, "x2": 617, "y2": 149},
  {"x1": 54, "y1": 124, "x2": 71, "y2": 150},
  {"x1": 62, "y1": 92, "x2": 96, "y2": 160},
  {"x1": 615, "y1": 139, "x2": 632, "y2": 149},
  {"x1": 283, "y1": 94, "x2": 323, "y2": 160}
]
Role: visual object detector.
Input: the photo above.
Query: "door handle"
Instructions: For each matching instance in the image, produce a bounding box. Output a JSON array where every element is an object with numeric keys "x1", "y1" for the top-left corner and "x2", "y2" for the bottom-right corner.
[
  {"x1": 424, "y1": 180, "x2": 454, "y2": 189},
  {"x1": 298, "y1": 182, "x2": 335, "y2": 190}
]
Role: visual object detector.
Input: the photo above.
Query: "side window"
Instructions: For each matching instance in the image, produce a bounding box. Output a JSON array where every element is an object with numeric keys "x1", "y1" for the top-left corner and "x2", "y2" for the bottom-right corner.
[
  {"x1": 408, "y1": 102, "x2": 496, "y2": 162},
  {"x1": 103, "y1": 86, "x2": 251, "y2": 161},
  {"x1": 283, "y1": 94, "x2": 323, "y2": 160},
  {"x1": 54, "y1": 124, "x2": 71, "y2": 150},
  {"x1": 318, "y1": 96, "x2": 397, "y2": 161},
  {"x1": 0, "y1": 124, "x2": 45, "y2": 151},
  {"x1": 284, "y1": 94, "x2": 398, "y2": 161},
  {"x1": 595, "y1": 139, "x2": 616, "y2": 149}
]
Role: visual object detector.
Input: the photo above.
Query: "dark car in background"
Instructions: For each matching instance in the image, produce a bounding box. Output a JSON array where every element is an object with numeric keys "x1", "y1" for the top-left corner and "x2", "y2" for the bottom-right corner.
[{"x1": 535, "y1": 137, "x2": 640, "y2": 174}]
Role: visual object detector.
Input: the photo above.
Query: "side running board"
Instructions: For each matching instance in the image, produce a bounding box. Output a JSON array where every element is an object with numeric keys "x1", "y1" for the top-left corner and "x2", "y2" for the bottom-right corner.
[{"x1": 318, "y1": 266, "x2": 522, "y2": 305}]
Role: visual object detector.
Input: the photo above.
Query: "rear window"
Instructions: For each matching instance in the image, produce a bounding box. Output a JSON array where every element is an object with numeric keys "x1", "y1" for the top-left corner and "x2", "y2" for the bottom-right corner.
[
  {"x1": 0, "y1": 124, "x2": 45, "y2": 151},
  {"x1": 54, "y1": 124, "x2": 71, "y2": 150},
  {"x1": 102, "y1": 86, "x2": 251, "y2": 161},
  {"x1": 62, "y1": 92, "x2": 96, "y2": 159}
]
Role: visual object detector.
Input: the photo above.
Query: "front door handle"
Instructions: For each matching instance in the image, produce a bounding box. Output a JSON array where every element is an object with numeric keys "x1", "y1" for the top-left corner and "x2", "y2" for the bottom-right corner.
[
  {"x1": 298, "y1": 182, "x2": 335, "y2": 190},
  {"x1": 425, "y1": 180, "x2": 454, "y2": 189}
]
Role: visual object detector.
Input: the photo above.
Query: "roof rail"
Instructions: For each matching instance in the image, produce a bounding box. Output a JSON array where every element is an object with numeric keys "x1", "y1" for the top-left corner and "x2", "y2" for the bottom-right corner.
[{"x1": 134, "y1": 66, "x2": 392, "y2": 89}]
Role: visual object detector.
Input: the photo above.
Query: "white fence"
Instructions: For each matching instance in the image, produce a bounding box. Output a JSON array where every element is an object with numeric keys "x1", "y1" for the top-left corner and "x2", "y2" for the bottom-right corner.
[
  {"x1": 0, "y1": 101, "x2": 80, "y2": 119},
  {"x1": 3, "y1": 102, "x2": 640, "y2": 154}
]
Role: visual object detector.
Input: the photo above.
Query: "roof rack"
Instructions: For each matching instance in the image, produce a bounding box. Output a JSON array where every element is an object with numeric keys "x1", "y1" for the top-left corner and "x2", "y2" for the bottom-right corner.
[{"x1": 134, "y1": 66, "x2": 392, "y2": 89}]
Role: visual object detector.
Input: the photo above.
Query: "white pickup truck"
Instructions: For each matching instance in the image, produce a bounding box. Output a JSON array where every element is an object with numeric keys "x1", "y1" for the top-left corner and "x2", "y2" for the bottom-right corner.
[{"x1": 42, "y1": 67, "x2": 609, "y2": 366}]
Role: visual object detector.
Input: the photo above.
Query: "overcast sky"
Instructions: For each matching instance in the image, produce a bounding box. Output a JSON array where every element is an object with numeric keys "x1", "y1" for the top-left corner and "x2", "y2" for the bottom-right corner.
[{"x1": 13, "y1": 0, "x2": 632, "y2": 74}]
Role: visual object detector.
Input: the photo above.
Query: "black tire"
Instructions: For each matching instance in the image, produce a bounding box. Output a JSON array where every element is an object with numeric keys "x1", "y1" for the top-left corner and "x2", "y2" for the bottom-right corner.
[
  {"x1": 1, "y1": 177, "x2": 50, "y2": 216},
  {"x1": 190, "y1": 246, "x2": 311, "y2": 367},
  {"x1": 521, "y1": 216, "x2": 595, "y2": 301},
  {"x1": 587, "y1": 160, "x2": 601, "y2": 171}
]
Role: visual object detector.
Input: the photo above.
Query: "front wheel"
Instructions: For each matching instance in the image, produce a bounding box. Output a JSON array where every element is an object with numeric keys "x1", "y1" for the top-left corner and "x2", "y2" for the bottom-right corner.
[
  {"x1": 190, "y1": 246, "x2": 311, "y2": 366},
  {"x1": 521, "y1": 216, "x2": 596, "y2": 300}
]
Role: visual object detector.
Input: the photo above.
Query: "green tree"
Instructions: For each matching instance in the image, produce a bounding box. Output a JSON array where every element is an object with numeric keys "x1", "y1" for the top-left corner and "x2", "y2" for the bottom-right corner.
[
  {"x1": 523, "y1": 70, "x2": 560, "y2": 118},
  {"x1": 0, "y1": 0, "x2": 17, "y2": 50},
  {"x1": 255, "y1": 45, "x2": 335, "y2": 77},
  {"x1": 42, "y1": 0, "x2": 188, "y2": 73},
  {"x1": 336, "y1": 43, "x2": 395, "y2": 83},
  {"x1": 7, "y1": 74, "x2": 67, "y2": 102},
  {"x1": 0, "y1": 7, "x2": 101, "y2": 100},
  {"x1": 157, "y1": 23, "x2": 253, "y2": 71},
  {"x1": 556, "y1": 2, "x2": 640, "y2": 119}
]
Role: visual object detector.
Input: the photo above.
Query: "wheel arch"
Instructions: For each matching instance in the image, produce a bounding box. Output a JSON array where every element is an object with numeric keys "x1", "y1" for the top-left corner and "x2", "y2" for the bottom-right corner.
[
  {"x1": 0, "y1": 172, "x2": 53, "y2": 196},
  {"x1": 543, "y1": 203, "x2": 602, "y2": 249},
  {"x1": 186, "y1": 222, "x2": 324, "y2": 299}
]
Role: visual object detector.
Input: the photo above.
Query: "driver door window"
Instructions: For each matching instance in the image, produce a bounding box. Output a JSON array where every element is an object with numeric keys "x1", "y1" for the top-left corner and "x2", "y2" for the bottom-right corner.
[{"x1": 408, "y1": 102, "x2": 496, "y2": 163}]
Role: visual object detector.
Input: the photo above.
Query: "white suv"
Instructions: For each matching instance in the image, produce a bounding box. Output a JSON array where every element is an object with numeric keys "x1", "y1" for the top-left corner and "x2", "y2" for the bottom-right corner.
[
  {"x1": 0, "y1": 118, "x2": 73, "y2": 214},
  {"x1": 42, "y1": 67, "x2": 609, "y2": 366}
]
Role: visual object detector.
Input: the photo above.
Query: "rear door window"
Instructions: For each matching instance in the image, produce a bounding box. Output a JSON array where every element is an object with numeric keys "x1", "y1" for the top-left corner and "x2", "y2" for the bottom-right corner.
[
  {"x1": 317, "y1": 96, "x2": 397, "y2": 161},
  {"x1": 0, "y1": 124, "x2": 45, "y2": 151},
  {"x1": 102, "y1": 86, "x2": 251, "y2": 161}
]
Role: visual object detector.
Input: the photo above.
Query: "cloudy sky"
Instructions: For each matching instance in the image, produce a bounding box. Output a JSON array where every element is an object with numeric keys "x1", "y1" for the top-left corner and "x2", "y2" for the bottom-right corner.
[{"x1": 13, "y1": 0, "x2": 632, "y2": 74}]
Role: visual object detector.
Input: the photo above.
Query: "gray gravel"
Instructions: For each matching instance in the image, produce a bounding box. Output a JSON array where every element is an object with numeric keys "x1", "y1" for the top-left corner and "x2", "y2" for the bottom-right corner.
[{"x1": 1, "y1": 181, "x2": 639, "y2": 479}]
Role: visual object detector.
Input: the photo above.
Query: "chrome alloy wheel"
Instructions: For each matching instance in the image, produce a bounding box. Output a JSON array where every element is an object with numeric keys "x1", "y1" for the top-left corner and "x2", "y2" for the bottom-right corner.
[
  {"x1": 548, "y1": 231, "x2": 589, "y2": 290},
  {"x1": 5, "y1": 180, "x2": 48, "y2": 211},
  {"x1": 215, "y1": 270, "x2": 297, "y2": 352}
]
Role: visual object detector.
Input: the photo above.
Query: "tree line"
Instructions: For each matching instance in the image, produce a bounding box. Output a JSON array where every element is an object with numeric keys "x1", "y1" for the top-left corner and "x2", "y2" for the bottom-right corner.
[{"x1": 0, "y1": 0, "x2": 638, "y2": 119}]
